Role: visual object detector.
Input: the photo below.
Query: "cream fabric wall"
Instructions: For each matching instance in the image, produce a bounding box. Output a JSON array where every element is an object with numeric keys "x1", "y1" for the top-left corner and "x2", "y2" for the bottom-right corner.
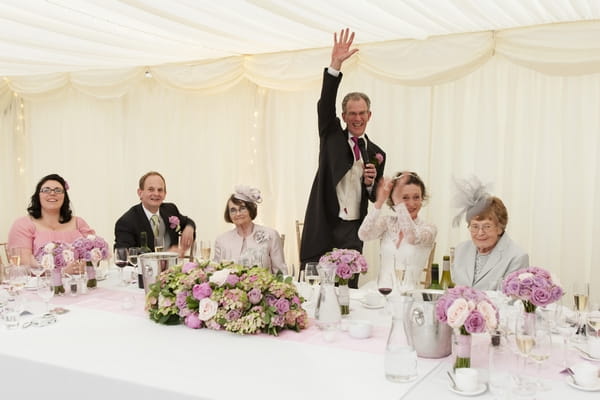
[{"x1": 1, "y1": 22, "x2": 599, "y2": 301}]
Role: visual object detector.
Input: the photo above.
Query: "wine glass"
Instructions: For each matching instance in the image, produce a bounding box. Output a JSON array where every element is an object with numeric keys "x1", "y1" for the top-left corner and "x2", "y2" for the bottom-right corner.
[
  {"x1": 377, "y1": 263, "x2": 394, "y2": 298},
  {"x1": 128, "y1": 247, "x2": 140, "y2": 286},
  {"x1": 29, "y1": 259, "x2": 45, "y2": 289},
  {"x1": 114, "y1": 248, "x2": 129, "y2": 287},
  {"x1": 529, "y1": 326, "x2": 552, "y2": 391},
  {"x1": 587, "y1": 311, "x2": 600, "y2": 337},
  {"x1": 37, "y1": 276, "x2": 54, "y2": 315},
  {"x1": 304, "y1": 262, "x2": 320, "y2": 286}
]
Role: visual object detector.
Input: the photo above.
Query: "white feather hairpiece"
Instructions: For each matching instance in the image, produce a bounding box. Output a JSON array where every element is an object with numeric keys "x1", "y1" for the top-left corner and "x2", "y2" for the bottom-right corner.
[
  {"x1": 233, "y1": 185, "x2": 262, "y2": 204},
  {"x1": 451, "y1": 175, "x2": 492, "y2": 227}
]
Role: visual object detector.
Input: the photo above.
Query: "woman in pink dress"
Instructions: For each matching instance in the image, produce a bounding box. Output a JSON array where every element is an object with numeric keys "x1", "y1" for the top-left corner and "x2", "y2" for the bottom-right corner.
[{"x1": 8, "y1": 173, "x2": 95, "y2": 273}]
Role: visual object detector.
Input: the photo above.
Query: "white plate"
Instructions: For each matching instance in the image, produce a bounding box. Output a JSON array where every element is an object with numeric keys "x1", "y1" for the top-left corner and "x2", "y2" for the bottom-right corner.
[
  {"x1": 359, "y1": 300, "x2": 384, "y2": 309},
  {"x1": 448, "y1": 383, "x2": 487, "y2": 396},
  {"x1": 566, "y1": 375, "x2": 600, "y2": 392}
]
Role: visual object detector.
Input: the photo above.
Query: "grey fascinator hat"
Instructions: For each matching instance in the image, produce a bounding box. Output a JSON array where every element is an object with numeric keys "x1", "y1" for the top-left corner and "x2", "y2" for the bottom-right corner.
[
  {"x1": 451, "y1": 175, "x2": 492, "y2": 227},
  {"x1": 233, "y1": 185, "x2": 262, "y2": 204}
]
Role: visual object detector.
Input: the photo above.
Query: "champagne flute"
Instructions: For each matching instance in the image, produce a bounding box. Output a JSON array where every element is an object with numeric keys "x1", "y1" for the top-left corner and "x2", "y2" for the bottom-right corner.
[
  {"x1": 529, "y1": 327, "x2": 552, "y2": 391},
  {"x1": 8, "y1": 247, "x2": 21, "y2": 267},
  {"x1": 573, "y1": 282, "x2": 589, "y2": 342},
  {"x1": 154, "y1": 236, "x2": 164, "y2": 252},
  {"x1": 555, "y1": 299, "x2": 578, "y2": 367},
  {"x1": 128, "y1": 247, "x2": 140, "y2": 286},
  {"x1": 200, "y1": 240, "x2": 211, "y2": 260},
  {"x1": 114, "y1": 248, "x2": 129, "y2": 287},
  {"x1": 513, "y1": 310, "x2": 537, "y2": 397}
]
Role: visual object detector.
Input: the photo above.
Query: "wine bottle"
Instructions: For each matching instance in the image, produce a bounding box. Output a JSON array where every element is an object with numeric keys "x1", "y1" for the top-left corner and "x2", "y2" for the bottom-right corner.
[
  {"x1": 138, "y1": 231, "x2": 152, "y2": 288},
  {"x1": 428, "y1": 263, "x2": 442, "y2": 290},
  {"x1": 440, "y1": 255, "x2": 455, "y2": 290}
]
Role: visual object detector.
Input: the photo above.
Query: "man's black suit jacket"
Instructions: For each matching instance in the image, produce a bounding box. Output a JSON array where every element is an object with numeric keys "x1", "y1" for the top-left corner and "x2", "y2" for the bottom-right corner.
[
  {"x1": 300, "y1": 69, "x2": 386, "y2": 264},
  {"x1": 114, "y1": 203, "x2": 195, "y2": 249}
]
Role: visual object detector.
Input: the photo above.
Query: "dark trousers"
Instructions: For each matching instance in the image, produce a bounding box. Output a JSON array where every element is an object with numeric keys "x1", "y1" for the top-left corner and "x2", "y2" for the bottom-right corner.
[{"x1": 300, "y1": 218, "x2": 363, "y2": 289}]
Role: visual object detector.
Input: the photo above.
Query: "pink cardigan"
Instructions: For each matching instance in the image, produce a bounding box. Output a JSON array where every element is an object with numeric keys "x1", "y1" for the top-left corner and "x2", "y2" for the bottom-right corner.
[{"x1": 8, "y1": 215, "x2": 95, "y2": 254}]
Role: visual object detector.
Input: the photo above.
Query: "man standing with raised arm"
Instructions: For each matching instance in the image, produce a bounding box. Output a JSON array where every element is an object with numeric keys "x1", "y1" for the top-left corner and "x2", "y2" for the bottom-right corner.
[{"x1": 300, "y1": 29, "x2": 386, "y2": 288}]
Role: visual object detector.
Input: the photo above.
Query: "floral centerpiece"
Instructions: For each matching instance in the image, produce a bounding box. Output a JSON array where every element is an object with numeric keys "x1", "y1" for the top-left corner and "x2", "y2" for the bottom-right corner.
[
  {"x1": 435, "y1": 286, "x2": 499, "y2": 369},
  {"x1": 501, "y1": 267, "x2": 564, "y2": 338},
  {"x1": 72, "y1": 235, "x2": 110, "y2": 288},
  {"x1": 145, "y1": 260, "x2": 308, "y2": 335},
  {"x1": 501, "y1": 267, "x2": 564, "y2": 313},
  {"x1": 35, "y1": 241, "x2": 75, "y2": 294},
  {"x1": 319, "y1": 248, "x2": 368, "y2": 315}
]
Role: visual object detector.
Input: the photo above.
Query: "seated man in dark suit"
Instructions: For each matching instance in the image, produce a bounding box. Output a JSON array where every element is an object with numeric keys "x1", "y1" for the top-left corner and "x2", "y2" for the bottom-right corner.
[{"x1": 114, "y1": 171, "x2": 195, "y2": 255}]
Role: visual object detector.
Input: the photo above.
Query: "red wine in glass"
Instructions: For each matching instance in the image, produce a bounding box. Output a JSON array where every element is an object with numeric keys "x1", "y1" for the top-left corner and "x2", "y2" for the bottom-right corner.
[{"x1": 378, "y1": 287, "x2": 393, "y2": 296}]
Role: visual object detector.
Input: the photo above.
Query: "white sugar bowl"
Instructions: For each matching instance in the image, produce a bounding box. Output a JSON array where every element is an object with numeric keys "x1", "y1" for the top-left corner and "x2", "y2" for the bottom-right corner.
[{"x1": 348, "y1": 320, "x2": 373, "y2": 339}]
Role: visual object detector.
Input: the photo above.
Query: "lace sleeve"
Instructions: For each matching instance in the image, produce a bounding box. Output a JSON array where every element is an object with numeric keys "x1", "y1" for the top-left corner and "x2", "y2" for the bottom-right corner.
[
  {"x1": 394, "y1": 204, "x2": 437, "y2": 246},
  {"x1": 358, "y1": 208, "x2": 388, "y2": 241}
]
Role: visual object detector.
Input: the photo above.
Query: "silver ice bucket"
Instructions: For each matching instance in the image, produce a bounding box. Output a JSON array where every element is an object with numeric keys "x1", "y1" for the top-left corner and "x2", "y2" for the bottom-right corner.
[
  {"x1": 139, "y1": 252, "x2": 178, "y2": 293},
  {"x1": 407, "y1": 289, "x2": 452, "y2": 358}
]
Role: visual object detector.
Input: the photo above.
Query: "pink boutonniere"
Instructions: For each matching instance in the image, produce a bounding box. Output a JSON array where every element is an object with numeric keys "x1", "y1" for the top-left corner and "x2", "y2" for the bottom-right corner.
[
  {"x1": 372, "y1": 152, "x2": 384, "y2": 167},
  {"x1": 168, "y1": 216, "x2": 181, "y2": 235}
]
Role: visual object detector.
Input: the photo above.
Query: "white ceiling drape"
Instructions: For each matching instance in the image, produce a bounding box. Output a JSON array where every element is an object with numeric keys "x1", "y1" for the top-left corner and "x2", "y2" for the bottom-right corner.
[{"x1": 2, "y1": 3, "x2": 600, "y2": 299}]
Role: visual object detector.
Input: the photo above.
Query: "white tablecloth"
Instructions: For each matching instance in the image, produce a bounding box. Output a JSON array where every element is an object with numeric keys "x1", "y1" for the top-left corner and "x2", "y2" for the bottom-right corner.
[{"x1": 1, "y1": 273, "x2": 598, "y2": 399}]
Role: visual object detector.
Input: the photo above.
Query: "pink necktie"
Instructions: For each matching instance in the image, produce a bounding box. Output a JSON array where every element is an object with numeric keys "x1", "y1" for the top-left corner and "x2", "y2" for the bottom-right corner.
[{"x1": 351, "y1": 137, "x2": 361, "y2": 161}]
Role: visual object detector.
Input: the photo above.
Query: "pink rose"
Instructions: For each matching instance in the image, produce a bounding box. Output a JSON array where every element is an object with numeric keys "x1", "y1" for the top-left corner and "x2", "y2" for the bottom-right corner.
[
  {"x1": 476, "y1": 300, "x2": 498, "y2": 330},
  {"x1": 446, "y1": 298, "x2": 470, "y2": 328},
  {"x1": 197, "y1": 298, "x2": 218, "y2": 321},
  {"x1": 184, "y1": 313, "x2": 202, "y2": 329}
]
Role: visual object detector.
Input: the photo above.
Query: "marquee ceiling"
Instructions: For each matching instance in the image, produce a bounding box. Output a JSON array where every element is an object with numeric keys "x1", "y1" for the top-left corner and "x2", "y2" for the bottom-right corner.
[{"x1": 1, "y1": 0, "x2": 599, "y2": 76}]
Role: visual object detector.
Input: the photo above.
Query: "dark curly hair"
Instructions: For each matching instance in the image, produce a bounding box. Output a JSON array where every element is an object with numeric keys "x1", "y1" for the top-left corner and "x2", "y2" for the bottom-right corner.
[{"x1": 27, "y1": 173, "x2": 73, "y2": 223}]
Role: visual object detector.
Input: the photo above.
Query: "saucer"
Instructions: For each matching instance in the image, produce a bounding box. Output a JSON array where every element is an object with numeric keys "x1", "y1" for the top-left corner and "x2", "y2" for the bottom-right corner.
[
  {"x1": 566, "y1": 375, "x2": 600, "y2": 392},
  {"x1": 448, "y1": 383, "x2": 487, "y2": 396},
  {"x1": 574, "y1": 347, "x2": 600, "y2": 362},
  {"x1": 359, "y1": 299, "x2": 384, "y2": 309}
]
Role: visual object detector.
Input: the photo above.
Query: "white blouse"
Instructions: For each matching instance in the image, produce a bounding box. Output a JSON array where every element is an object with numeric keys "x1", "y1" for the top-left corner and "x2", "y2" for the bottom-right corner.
[{"x1": 358, "y1": 204, "x2": 437, "y2": 286}]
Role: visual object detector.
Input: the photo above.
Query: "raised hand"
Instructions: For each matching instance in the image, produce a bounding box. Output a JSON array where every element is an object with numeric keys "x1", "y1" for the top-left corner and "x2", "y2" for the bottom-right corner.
[
  {"x1": 330, "y1": 28, "x2": 359, "y2": 70},
  {"x1": 374, "y1": 177, "x2": 393, "y2": 209}
]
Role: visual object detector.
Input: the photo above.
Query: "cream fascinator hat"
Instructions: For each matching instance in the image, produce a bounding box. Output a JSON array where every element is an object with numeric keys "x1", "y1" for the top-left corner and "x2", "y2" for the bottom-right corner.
[
  {"x1": 233, "y1": 185, "x2": 262, "y2": 204},
  {"x1": 451, "y1": 175, "x2": 492, "y2": 227}
]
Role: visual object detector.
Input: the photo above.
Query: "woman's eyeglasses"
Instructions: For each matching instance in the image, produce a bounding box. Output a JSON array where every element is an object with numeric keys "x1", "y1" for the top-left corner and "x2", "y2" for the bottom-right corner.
[
  {"x1": 40, "y1": 187, "x2": 65, "y2": 194},
  {"x1": 468, "y1": 224, "x2": 495, "y2": 233},
  {"x1": 229, "y1": 206, "x2": 248, "y2": 215}
]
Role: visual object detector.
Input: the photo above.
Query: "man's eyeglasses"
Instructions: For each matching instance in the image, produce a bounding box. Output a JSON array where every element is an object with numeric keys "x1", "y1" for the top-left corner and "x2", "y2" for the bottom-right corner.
[
  {"x1": 229, "y1": 206, "x2": 248, "y2": 215},
  {"x1": 469, "y1": 224, "x2": 495, "y2": 233},
  {"x1": 40, "y1": 187, "x2": 65, "y2": 194}
]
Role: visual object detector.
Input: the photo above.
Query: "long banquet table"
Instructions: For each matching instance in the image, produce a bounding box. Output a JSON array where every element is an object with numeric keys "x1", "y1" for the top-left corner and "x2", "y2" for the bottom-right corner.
[{"x1": 1, "y1": 271, "x2": 598, "y2": 400}]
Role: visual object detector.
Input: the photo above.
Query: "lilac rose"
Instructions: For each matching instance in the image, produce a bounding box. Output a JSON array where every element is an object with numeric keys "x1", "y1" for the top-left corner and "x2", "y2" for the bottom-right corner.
[
  {"x1": 248, "y1": 288, "x2": 263, "y2": 304},
  {"x1": 463, "y1": 310, "x2": 485, "y2": 333},
  {"x1": 182, "y1": 262, "x2": 198, "y2": 273},
  {"x1": 336, "y1": 264, "x2": 353, "y2": 280},
  {"x1": 225, "y1": 274, "x2": 240, "y2": 286},
  {"x1": 274, "y1": 298, "x2": 290, "y2": 314}
]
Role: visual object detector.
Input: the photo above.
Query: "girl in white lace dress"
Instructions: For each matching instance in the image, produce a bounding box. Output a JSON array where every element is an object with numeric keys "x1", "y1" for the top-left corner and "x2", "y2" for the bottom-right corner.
[{"x1": 358, "y1": 172, "x2": 437, "y2": 289}]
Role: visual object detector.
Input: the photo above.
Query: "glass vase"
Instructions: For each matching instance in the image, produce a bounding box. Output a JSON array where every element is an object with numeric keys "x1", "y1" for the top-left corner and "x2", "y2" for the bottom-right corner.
[
  {"x1": 51, "y1": 268, "x2": 65, "y2": 295},
  {"x1": 338, "y1": 282, "x2": 350, "y2": 315},
  {"x1": 86, "y1": 261, "x2": 97, "y2": 288},
  {"x1": 453, "y1": 330, "x2": 472, "y2": 369}
]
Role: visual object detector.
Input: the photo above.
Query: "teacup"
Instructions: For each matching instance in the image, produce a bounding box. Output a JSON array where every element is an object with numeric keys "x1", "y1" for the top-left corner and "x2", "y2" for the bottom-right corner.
[
  {"x1": 364, "y1": 291, "x2": 382, "y2": 306},
  {"x1": 571, "y1": 362, "x2": 600, "y2": 388},
  {"x1": 347, "y1": 320, "x2": 373, "y2": 339},
  {"x1": 455, "y1": 368, "x2": 479, "y2": 392}
]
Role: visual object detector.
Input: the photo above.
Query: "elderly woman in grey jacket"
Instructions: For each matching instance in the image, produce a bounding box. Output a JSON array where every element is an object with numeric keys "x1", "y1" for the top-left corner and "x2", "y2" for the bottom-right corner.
[{"x1": 451, "y1": 177, "x2": 529, "y2": 290}]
